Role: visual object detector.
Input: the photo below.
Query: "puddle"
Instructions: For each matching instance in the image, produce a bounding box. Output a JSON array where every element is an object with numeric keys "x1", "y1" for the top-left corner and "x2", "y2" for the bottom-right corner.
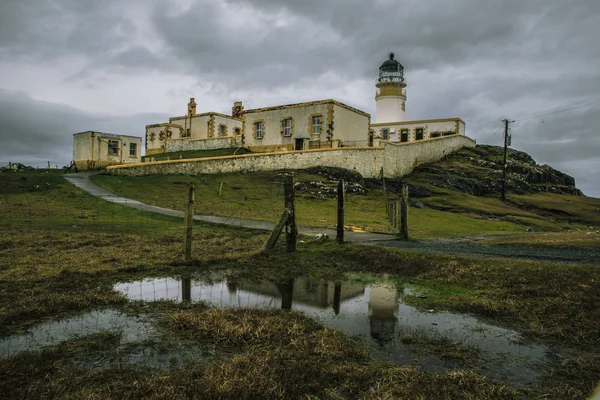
[
  {"x1": 0, "y1": 309, "x2": 151, "y2": 357},
  {"x1": 0, "y1": 309, "x2": 216, "y2": 371},
  {"x1": 114, "y1": 276, "x2": 552, "y2": 388}
]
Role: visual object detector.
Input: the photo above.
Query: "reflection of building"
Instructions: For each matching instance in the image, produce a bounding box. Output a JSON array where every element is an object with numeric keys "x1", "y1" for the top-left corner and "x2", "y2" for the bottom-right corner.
[
  {"x1": 239, "y1": 278, "x2": 364, "y2": 309},
  {"x1": 72, "y1": 131, "x2": 142, "y2": 169},
  {"x1": 368, "y1": 285, "x2": 399, "y2": 343}
]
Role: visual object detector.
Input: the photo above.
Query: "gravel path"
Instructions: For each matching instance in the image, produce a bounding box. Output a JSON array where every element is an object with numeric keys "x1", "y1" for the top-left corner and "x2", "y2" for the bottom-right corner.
[{"x1": 65, "y1": 173, "x2": 599, "y2": 264}]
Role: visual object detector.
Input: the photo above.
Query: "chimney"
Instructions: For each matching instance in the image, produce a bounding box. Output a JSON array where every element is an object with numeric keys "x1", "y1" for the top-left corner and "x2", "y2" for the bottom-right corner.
[{"x1": 232, "y1": 101, "x2": 244, "y2": 119}]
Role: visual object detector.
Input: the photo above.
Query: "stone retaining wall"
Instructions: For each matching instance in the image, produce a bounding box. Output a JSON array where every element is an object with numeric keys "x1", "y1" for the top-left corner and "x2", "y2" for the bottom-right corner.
[{"x1": 108, "y1": 135, "x2": 476, "y2": 178}]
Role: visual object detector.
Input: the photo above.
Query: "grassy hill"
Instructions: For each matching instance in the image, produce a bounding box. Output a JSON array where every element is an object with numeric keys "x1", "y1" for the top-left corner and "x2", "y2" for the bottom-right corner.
[
  {"x1": 2, "y1": 162, "x2": 599, "y2": 398},
  {"x1": 92, "y1": 145, "x2": 600, "y2": 244}
]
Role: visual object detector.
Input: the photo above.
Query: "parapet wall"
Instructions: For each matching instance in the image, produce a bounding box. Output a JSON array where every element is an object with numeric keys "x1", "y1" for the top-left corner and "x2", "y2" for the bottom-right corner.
[
  {"x1": 166, "y1": 136, "x2": 235, "y2": 152},
  {"x1": 108, "y1": 135, "x2": 476, "y2": 178}
]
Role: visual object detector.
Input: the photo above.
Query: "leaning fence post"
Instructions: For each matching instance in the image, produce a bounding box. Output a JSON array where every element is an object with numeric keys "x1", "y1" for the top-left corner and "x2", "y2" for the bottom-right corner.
[
  {"x1": 337, "y1": 179, "x2": 345, "y2": 244},
  {"x1": 183, "y1": 184, "x2": 195, "y2": 261},
  {"x1": 400, "y1": 184, "x2": 409, "y2": 240},
  {"x1": 260, "y1": 208, "x2": 289, "y2": 253},
  {"x1": 284, "y1": 174, "x2": 297, "y2": 252}
]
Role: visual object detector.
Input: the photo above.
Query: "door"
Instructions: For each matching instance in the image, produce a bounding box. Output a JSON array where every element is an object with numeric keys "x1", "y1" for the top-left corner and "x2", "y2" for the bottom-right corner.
[{"x1": 295, "y1": 139, "x2": 304, "y2": 151}]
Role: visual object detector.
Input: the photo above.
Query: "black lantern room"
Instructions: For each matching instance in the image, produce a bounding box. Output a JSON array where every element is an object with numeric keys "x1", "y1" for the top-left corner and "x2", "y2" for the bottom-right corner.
[{"x1": 378, "y1": 52, "x2": 404, "y2": 83}]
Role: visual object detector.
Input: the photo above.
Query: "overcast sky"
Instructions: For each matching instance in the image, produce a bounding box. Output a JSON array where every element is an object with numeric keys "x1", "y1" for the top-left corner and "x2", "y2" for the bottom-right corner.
[{"x1": 1, "y1": 0, "x2": 599, "y2": 196}]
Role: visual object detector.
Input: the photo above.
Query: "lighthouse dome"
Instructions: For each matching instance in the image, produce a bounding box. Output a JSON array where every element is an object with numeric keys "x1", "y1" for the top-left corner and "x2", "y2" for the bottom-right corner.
[{"x1": 378, "y1": 52, "x2": 404, "y2": 83}]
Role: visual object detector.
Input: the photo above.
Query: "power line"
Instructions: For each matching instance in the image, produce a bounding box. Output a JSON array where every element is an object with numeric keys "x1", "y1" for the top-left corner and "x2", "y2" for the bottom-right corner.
[
  {"x1": 481, "y1": 126, "x2": 504, "y2": 144},
  {"x1": 513, "y1": 97, "x2": 600, "y2": 122}
]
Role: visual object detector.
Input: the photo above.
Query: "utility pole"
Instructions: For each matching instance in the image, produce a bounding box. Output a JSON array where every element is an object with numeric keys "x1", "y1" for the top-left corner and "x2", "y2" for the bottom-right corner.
[{"x1": 501, "y1": 119, "x2": 513, "y2": 201}]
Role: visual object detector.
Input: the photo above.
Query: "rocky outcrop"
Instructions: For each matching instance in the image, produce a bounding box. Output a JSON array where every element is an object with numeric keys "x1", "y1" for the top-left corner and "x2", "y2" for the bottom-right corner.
[{"x1": 409, "y1": 145, "x2": 582, "y2": 196}]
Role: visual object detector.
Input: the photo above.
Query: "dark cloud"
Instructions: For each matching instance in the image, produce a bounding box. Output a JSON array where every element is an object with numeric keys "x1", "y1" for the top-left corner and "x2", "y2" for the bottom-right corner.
[
  {"x1": 0, "y1": 89, "x2": 168, "y2": 165},
  {"x1": 0, "y1": 0, "x2": 599, "y2": 196}
]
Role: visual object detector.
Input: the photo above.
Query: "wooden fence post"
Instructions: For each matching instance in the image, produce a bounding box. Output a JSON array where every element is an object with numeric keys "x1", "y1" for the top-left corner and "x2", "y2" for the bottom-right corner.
[
  {"x1": 183, "y1": 184, "x2": 195, "y2": 261},
  {"x1": 395, "y1": 199, "x2": 401, "y2": 231},
  {"x1": 260, "y1": 208, "x2": 289, "y2": 253},
  {"x1": 284, "y1": 174, "x2": 297, "y2": 252},
  {"x1": 400, "y1": 184, "x2": 409, "y2": 240},
  {"x1": 337, "y1": 179, "x2": 345, "y2": 244}
]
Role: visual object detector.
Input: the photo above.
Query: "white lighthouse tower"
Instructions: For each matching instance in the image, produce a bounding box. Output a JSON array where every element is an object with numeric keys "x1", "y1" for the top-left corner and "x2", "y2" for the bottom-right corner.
[{"x1": 375, "y1": 53, "x2": 407, "y2": 123}]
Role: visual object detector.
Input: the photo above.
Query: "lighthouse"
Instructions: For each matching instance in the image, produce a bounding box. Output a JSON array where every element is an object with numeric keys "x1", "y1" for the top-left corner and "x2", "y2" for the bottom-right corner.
[{"x1": 375, "y1": 52, "x2": 407, "y2": 124}]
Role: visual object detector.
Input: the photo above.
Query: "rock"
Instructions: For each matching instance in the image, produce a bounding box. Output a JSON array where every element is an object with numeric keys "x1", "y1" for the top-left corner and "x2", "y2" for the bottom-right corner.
[
  {"x1": 306, "y1": 166, "x2": 365, "y2": 185},
  {"x1": 409, "y1": 145, "x2": 582, "y2": 196},
  {"x1": 410, "y1": 200, "x2": 425, "y2": 209}
]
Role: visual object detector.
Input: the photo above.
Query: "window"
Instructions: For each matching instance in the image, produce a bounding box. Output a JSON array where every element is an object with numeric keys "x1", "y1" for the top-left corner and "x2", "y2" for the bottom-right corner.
[
  {"x1": 283, "y1": 118, "x2": 292, "y2": 137},
  {"x1": 129, "y1": 143, "x2": 137, "y2": 157},
  {"x1": 443, "y1": 131, "x2": 456, "y2": 136},
  {"x1": 108, "y1": 140, "x2": 119, "y2": 155},
  {"x1": 312, "y1": 115, "x2": 322, "y2": 134},
  {"x1": 382, "y1": 128, "x2": 389, "y2": 140},
  {"x1": 400, "y1": 129, "x2": 409, "y2": 143},
  {"x1": 186, "y1": 128, "x2": 190, "y2": 137},
  {"x1": 416, "y1": 128, "x2": 424, "y2": 140},
  {"x1": 219, "y1": 124, "x2": 227, "y2": 136},
  {"x1": 255, "y1": 121, "x2": 263, "y2": 139},
  {"x1": 430, "y1": 132, "x2": 441, "y2": 138},
  {"x1": 234, "y1": 127, "x2": 241, "y2": 135}
]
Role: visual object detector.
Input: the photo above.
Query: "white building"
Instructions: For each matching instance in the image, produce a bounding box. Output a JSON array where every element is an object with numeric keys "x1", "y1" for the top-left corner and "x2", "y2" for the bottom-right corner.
[
  {"x1": 145, "y1": 98, "x2": 371, "y2": 155},
  {"x1": 144, "y1": 53, "x2": 466, "y2": 156},
  {"x1": 72, "y1": 131, "x2": 142, "y2": 169}
]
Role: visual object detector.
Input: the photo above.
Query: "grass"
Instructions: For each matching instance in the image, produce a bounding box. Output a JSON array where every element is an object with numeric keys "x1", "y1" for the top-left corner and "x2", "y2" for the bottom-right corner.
[
  {"x1": 1, "y1": 170, "x2": 600, "y2": 398},
  {"x1": 91, "y1": 171, "x2": 526, "y2": 238},
  {"x1": 0, "y1": 317, "x2": 520, "y2": 399},
  {"x1": 481, "y1": 230, "x2": 600, "y2": 249},
  {"x1": 142, "y1": 147, "x2": 247, "y2": 162},
  {"x1": 397, "y1": 328, "x2": 482, "y2": 363}
]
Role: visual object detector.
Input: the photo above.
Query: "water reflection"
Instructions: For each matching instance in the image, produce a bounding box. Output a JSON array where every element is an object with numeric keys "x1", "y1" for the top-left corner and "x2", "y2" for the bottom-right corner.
[
  {"x1": 114, "y1": 276, "x2": 550, "y2": 388},
  {"x1": 369, "y1": 285, "x2": 399, "y2": 344}
]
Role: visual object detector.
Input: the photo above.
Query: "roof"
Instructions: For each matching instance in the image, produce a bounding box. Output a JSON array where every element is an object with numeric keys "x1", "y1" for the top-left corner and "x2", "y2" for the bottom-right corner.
[
  {"x1": 72, "y1": 131, "x2": 141, "y2": 139},
  {"x1": 380, "y1": 52, "x2": 404, "y2": 72},
  {"x1": 243, "y1": 99, "x2": 370, "y2": 118},
  {"x1": 370, "y1": 117, "x2": 466, "y2": 127}
]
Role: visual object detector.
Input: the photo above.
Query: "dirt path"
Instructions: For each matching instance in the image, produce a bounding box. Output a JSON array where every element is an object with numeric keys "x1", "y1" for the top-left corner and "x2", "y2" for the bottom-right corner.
[{"x1": 65, "y1": 173, "x2": 599, "y2": 264}]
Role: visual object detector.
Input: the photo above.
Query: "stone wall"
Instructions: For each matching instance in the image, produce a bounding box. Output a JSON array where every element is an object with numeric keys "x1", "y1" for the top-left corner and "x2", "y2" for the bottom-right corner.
[
  {"x1": 109, "y1": 134, "x2": 476, "y2": 178},
  {"x1": 383, "y1": 134, "x2": 475, "y2": 177},
  {"x1": 165, "y1": 136, "x2": 236, "y2": 152}
]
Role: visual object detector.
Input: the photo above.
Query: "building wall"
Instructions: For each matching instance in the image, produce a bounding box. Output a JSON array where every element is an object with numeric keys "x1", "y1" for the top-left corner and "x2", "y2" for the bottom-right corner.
[
  {"x1": 213, "y1": 115, "x2": 242, "y2": 138},
  {"x1": 108, "y1": 134, "x2": 475, "y2": 178},
  {"x1": 244, "y1": 103, "x2": 330, "y2": 149},
  {"x1": 73, "y1": 131, "x2": 93, "y2": 162},
  {"x1": 375, "y1": 96, "x2": 405, "y2": 124},
  {"x1": 73, "y1": 131, "x2": 142, "y2": 169},
  {"x1": 146, "y1": 123, "x2": 185, "y2": 154},
  {"x1": 333, "y1": 104, "x2": 370, "y2": 147},
  {"x1": 372, "y1": 118, "x2": 465, "y2": 142},
  {"x1": 169, "y1": 115, "x2": 211, "y2": 139},
  {"x1": 166, "y1": 137, "x2": 236, "y2": 152}
]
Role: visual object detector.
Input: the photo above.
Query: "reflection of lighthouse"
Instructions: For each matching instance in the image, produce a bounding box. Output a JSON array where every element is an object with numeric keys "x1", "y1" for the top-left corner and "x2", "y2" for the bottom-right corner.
[{"x1": 368, "y1": 285, "x2": 399, "y2": 344}]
